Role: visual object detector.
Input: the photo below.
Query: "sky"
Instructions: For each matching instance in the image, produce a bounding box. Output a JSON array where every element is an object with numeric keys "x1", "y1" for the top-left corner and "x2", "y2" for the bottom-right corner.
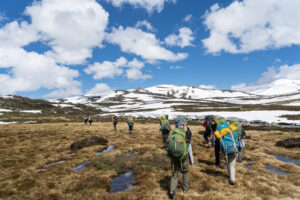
[{"x1": 0, "y1": 0, "x2": 300, "y2": 99}]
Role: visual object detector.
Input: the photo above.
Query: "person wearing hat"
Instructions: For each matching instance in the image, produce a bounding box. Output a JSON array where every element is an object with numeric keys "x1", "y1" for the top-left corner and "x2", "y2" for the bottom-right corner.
[{"x1": 168, "y1": 117, "x2": 192, "y2": 199}]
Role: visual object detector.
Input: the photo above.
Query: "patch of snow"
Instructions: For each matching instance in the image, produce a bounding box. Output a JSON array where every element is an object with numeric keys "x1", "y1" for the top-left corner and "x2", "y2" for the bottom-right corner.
[
  {"x1": 20, "y1": 110, "x2": 42, "y2": 114},
  {"x1": 0, "y1": 121, "x2": 17, "y2": 124},
  {"x1": 0, "y1": 108, "x2": 12, "y2": 112}
]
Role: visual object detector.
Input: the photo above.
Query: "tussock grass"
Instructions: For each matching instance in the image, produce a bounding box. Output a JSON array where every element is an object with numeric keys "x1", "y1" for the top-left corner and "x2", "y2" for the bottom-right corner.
[{"x1": 0, "y1": 122, "x2": 299, "y2": 199}]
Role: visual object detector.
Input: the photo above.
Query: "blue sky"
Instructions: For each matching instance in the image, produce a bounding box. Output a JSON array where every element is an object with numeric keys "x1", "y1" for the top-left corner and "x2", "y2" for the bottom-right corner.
[{"x1": 0, "y1": 0, "x2": 300, "y2": 99}]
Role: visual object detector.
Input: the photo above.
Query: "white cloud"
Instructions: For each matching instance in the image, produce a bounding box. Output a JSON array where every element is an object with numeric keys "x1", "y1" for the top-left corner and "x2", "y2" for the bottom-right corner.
[
  {"x1": 183, "y1": 14, "x2": 192, "y2": 22},
  {"x1": 257, "y1": 64, "x2": 300, "y2": 85},
  {"x1": 231, "y1": 83, "x2": 246, "y2": 90},
  {"x1": 170, "y1": 65, "x2": 183, "y2": 70},
  {"x1": 203, "y1": 0, "x2": 300, "y2": 54},
  {"x1": 0, "y1": 0, "x2": 110, "y2": 98},
  {"x1": 104, "y1": 0, "x2": 176, "y2": 13},
  {"x1": 85, "y1": 57, "x2": 151, "y2": 80},
  {"x1": 0, "y1": 12, "x2": 8, "y2": 22},
  {"x1": 0, "y1": 47, "x2": 81, "y2": 98},
  {"x1": 86, "y1": 83, "x2": 113, "y2": 96},
  {"x1": 25, "y1": 0, "x2": 109, "y2": 65},
  {"x1": 85, "y1": 57, "x2": 126, "y2": 80},
  {"x1": 199, "y1": 84, "x2": 216, "y2": 89},
  {"x1": 231, "y1": 64, "x2": 300, "y2": 90},
  {"x1": 135, "y1": 20, "x2": 155, "y2": 32},
  {"x1": 165, "y1": 27, "x2": 195, "y2": 48},
  {"x1": 106, "y1": 26, "x2": 188, "y2": 63}
]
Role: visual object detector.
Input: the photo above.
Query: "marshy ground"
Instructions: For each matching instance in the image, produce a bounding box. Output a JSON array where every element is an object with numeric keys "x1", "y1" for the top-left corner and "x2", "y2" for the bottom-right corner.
[{"x1": 0, "y1": 122, "x2": 299, "y2": 200}]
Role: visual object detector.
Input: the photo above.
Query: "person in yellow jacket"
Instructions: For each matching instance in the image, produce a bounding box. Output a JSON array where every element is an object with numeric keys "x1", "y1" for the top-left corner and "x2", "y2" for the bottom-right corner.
[{"x1": 214, "y1": 118, "x2": 238, "y2": 185}]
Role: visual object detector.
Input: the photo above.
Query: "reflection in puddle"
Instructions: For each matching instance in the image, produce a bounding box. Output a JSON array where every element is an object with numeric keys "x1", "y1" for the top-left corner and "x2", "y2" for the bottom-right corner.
[
  {"x1": 269, "y1": 154, "x2": 300, "y2": 166},
  {"x1": 74, "y1": 161, "x2": 90, "y2": 172},
  {"x1": 110, "y1": 171, "x2": 135, "y2": 194},
  {"x1": 245, "y1": 165, "x2": 252, "y2": 170},
  {"x1": 97, "y1": 145, "x2": 114, "y2": 155},
  {"x1": 265, "y1": 165, "x2": 288, "y2": 176}
]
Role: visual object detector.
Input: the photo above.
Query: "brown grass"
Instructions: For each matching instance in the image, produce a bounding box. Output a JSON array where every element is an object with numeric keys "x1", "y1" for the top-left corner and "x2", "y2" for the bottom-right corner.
[{"x1": 0, "y1": 122, "x2": 299, "y2": 200}]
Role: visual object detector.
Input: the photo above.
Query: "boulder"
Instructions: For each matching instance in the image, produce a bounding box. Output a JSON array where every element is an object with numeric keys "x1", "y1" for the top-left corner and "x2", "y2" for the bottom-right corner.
[
  {"x1": 276, "y1": 138, "x2": 300, "y2": 148},
  {"x1": 70, "y1": 136, "x2": 108, "y2": 151}
]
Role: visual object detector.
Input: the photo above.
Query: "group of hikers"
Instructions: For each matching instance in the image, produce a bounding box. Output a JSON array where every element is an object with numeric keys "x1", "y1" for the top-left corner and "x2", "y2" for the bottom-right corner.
[
  {"x1": 83, "y1": 114, "x2": 246, "y2": 199},
  {"x1": 83, "y1": 115, "x2": 93, "y2": 125}
]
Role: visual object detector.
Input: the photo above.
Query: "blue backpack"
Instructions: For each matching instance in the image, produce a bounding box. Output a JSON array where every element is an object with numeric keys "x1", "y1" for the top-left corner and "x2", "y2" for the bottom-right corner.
[{"x1": 217, "y1": 123, "x2": 239, "y2": 154}]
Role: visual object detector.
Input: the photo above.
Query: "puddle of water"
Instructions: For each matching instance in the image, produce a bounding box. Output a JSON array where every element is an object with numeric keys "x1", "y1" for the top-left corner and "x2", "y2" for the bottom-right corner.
[
  {"x1": 36, "y1": 168, "x2": 46, "y2": 173},
  {"x1": 97, "y1": 145, "x2": 114, "y2": 155},
  {"x1": 74, "y1": 161, "x2": 90, "y2": 172},
  {"x1": 269, "y1": 154, "x2": 300, "y2": 166},
  {"x1": 245, "y1": 165, "x2": 252, "y2": 170},
  {"x1": 265, "y1": 165, "x2": 288, "y2": 176},
  {"x1": 110, "y1": 171, "x2": 135, "y2": 194},
  {"x1": 56, "y1": 160, "x2": 66, "y2": 164}
]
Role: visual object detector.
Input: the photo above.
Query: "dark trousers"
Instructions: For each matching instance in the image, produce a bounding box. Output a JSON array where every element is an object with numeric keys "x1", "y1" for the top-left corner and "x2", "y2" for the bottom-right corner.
[
  {"x1": 215, "y1": 139, "x2": 220, "y2": 166},
  {"x1": 129, "y1": 125, "x2": 133, "y2": 134},
  {"x1": 113, "y1": 123, "x2": 117, "y2": 131},
  {"x1": 162, "y1": 130, "x2": 170, "y2": 149},
  {"x1": 204, "y1": 131, "x2": 215, "y2": 146}
]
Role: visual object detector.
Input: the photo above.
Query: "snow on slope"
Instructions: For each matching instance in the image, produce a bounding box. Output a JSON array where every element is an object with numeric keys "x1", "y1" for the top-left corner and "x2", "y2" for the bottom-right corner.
[
  {"x1": 238, "y1": 79, "x2": 300, "y2": 96},
  {"x1": 146, "y1": 85, "x2": 251, "y2": 99}
]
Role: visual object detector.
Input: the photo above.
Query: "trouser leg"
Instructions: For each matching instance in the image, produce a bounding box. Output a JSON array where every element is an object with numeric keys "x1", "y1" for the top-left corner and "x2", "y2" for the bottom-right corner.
[
  {"x1": 238, "y1": 150, "x2": 242, "y2": 162},
  {"x1": 204, "y1": 131, "x2": 209, "y2": 144},
  {"x1": 114, "y1": 124, "x2": 117, "y2": 131},
  {"x1": 227, "y1": 153, "x2": 237, "y2": 182},
  {"x1": 162, "y1": 132, "x2": 169, "y2": 148},
  {"x1": 129, "y1": 125, "x2": 133, "y2": 134},
  {"x1": 215, "y1": 140, "x2": 220, "y2": 166},
  {"x1": 182, "y1": 158, "x2": 189, "y2": 191},
  {"x1": 170, "y1": 160, "x2": 180, "y2": 192}
]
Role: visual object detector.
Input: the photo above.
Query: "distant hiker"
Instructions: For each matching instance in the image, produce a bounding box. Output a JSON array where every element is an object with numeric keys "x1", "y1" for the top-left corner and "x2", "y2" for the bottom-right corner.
[
  {"x1": 127, "y1": 117, "x2": 134, "y2": 134},
  {"x1": 167, "y1": 117, "x2": 192, "y2": 199},
  {"x1": 214, "y1": 118, "x2": 239, "y2": 185},
  {"x1": 112, "y1": 115, "x2": 118, "y2": 131},
  {"x1": 88, "y1": 117, "x2": 93, "y2": 126},
  {"x1": 160, "y1": 115, "x2": 171, "y2": 149},
  {"x1": 230, "y1": 120, "x2": 246, "y2": 163},
  {"x1": 84, "y1": 115, "x2": 88, "y2": 125},
  {"x1": 203, "y1": 115, "x2": 216, "y2": 147}
]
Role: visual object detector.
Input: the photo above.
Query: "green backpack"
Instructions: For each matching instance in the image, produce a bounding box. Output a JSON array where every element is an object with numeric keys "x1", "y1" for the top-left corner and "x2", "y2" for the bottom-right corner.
[
  {"x1": 231, "y1": 120, "x2": 242, "y2": 138},
  {"x1": 167, "y1": 128, "x2": 189, "y2": 161}
]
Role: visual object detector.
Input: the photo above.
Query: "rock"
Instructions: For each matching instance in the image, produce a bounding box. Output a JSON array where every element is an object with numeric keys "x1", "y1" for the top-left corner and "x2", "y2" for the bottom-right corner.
[
  {"x1": 70, "y1": 136, "x2": 108, "y2": 151},
  {"x1": 276, "y1": 138, "x2": 300, "y2": 148}
]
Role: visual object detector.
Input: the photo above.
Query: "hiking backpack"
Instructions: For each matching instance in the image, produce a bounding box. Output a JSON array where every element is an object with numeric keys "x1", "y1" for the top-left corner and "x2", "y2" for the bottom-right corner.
[
  {"x1": 230, "y1": 120, "x2": 242, "y2": 138},
  {"x1": 128, "y1": 117, "x2": 134, "y2": 126},
  {"x1": 205, "y1": 115, "x2": 213, "y2": 129},
  {"x1": 167, "y1": 128, "x2": 189, "y2": 161},
  {"x1": 217, "y1": 122, "x2": 239, "y2": 154},
  {"x1": 160, "y1": 116, "x2": 171, "y2": 131}
]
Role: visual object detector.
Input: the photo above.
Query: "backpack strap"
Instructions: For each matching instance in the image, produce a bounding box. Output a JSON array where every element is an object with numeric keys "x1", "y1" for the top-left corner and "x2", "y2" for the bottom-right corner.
[
  {"x1": 229, "y1": 130, "x2": 238, "y2": 154},
  {"x1": 218, "y1": 131, "x2": 229, "y2": 164}
]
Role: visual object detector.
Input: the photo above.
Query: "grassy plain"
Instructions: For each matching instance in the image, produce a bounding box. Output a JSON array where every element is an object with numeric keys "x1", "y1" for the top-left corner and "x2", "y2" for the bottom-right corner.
[{"x1": 0, "y1": 122, "x2": 299, "y2": 200}]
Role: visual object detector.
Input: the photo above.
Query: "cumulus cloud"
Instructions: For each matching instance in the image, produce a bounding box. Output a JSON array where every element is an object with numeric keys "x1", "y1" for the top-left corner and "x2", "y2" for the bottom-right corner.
[
  {"x1": 165, "y1": 27, "x2": 195, "y2": 48},
  {"x1": 199, "y1": 84, "x2": 216, "y2": 89},
  {"x1": 104, "y1": 0, "x2": 176, "y2": 13},
  {"x1": 85, "y1": 57, "x2": 151, "y2": 80},
  {"x1": 203, "y1": 0, "x2": 300, "y2": 54},
  {"x1": 106, "y1": 26, "x2": 188, "y2": 63},
  {"x1": 85, "y1": 57, "x2": 126, "y2": 80},
  {"x1": 0, "y1": 0, "x2": 111, "y2": 98},
  {"x1": 135, "y1": 20, "x2": 155, "y2": 32},
  {"x1": 170, "y1": 65, "x2": 183, "y2": 70},
  {"x1": 0, "y1": 47, "x2": 81, "y2": 98},
  {"x1": 86, "y1": 83, "x2": 113, "y2": 96},
  {"x1": 231, "y1": 64, "x2": 300, "y2": 90},
  {"x1": 25, "y1": 0, "x2": 109, "y2": 65},
  {"x1": 183, "y1": 14, "x2": 192, "y2": 22}
]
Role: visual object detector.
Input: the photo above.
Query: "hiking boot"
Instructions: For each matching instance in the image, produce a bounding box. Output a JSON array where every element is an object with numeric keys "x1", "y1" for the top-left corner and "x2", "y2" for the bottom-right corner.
[
  {"x1": 183, "y1": 189, "x2": 189, "y2": 193},
  {"x1": 229, "y1": 180, "x2": 235, "y2": 185},
  {"x1": 169, "y1": 190, "x2": 175, "y2": 199}
]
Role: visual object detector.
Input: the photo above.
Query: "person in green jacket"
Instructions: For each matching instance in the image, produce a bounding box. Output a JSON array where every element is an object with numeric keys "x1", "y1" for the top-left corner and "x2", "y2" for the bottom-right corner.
[{"x1": 168, "y1": 117, "x2": 192, "y2": 199}]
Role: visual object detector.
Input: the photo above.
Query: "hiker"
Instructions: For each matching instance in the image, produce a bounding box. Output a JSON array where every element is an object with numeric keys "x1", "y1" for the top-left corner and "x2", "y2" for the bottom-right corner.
[
  {"x1": 127, "y1": 117, "x2": 134, "y2": 134},
  {"x1": 203, "y1": 115, "x2": 216, "y2": 147},
  {"x1": 214, "y1": 118, "x2": 239, "y2": 185},
  {"x1": 168, "y1": 117, "x2": 192, "y2": 199},
  {"x1": 230, "y1": 120, "x2": 246, "y2": 162},
  {"x1": 159, "y1": 115, "x2": 171, "y2": 149},
  {"x1": 84, "y1": 115, "x2": 88, "y2": 125},
  {"x1": 112, "y1": 115, "x2": 118, "y2": 131},
  {"x1": 88, "y1": 117, "x2": 93, "y2": 126}
]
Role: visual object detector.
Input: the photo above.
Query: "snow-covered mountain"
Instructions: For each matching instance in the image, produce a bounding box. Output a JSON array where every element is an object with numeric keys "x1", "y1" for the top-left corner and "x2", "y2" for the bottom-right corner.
[{"x1": 50, "y1": 79, "x2": 300, "y2": 124}]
